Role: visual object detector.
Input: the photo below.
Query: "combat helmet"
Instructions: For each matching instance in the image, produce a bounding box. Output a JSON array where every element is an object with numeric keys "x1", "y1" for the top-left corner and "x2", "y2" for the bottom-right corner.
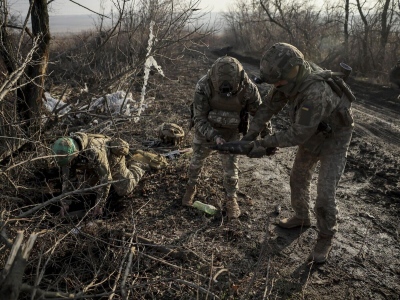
[
  {"x1": 260, "y1": 43, "x2": 304, "y2": 84},
  {"x1": 158, "y1": 123, "x2": 185, "y2": 145},
  {"x1": 209, "y1": 56, "x2": 245, "y2": 97},
  {"x1": 51, "y1": 137, "x2": 79, "y2": 166}
]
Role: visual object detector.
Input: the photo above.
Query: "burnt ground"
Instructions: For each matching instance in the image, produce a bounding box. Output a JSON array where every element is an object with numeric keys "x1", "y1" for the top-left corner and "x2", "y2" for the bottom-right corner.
[{"x1": 1, "y1": 47, "x2": 399, "y2": 299}]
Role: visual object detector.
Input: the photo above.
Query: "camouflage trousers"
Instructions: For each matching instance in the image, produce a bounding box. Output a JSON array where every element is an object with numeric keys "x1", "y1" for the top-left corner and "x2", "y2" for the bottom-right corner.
[
  {"x1": 290, "y1": 129, "x2": 353, "y2": 236},
  {"x1": 187, "y1": 143, "x2": 239, "y2": 197},
  {"x1": 109, "y1": 154, "x2": 145, "y2": 196}
]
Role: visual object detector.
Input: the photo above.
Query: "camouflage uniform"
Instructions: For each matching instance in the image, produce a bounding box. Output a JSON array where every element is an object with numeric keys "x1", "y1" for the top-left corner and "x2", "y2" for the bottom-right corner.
[
  {"x1": 60, "y1": 133, "x2": 144, "y2": 208},
  {"x1": 246, "y1": 47, "x2": 354, "y2": 237},
  {"x1": 187, "y1": 57, "x2": 270, "y2": 204}
]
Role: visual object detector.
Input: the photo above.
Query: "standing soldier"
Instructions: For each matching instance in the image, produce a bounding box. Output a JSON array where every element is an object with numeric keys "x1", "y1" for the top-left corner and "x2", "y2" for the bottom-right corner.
[
  {"x1": 51, "y1": 133, "x2": 145, "y2": 217},
  {"x1": 242, "y1": 43, "x2": 355, "y2": 263},
  {"x1": 182, "y1": 56, "x2": 270, "y2": 219}
]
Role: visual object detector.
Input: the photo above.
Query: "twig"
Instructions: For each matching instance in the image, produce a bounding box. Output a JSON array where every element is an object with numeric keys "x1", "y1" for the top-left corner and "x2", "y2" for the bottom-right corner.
[
  {"x1": 21, "y1": 284, "x2": 75, "y2": 298},
  {"x1": 206, "y1": 252, "x2": 214, "y2": 300},
  {"x1": 174, "y1": 278, "x2": 220, "y2": 299},
  {"x1": 140, "y1": 252, "x2": 208, "y2": 281},
  {"x1": 17, "y1": 179, "x2": 128, "y2": 218},
  {"x1": 240, "y1": 217, "x2": 271, "y2": 300},
  {"x1": 2, "y1": 231, "x2": 24, "y2": 276},
  {"x1": 68, "y1": 0, "x2": 111, "y2": 18},
  {"x1": 262, "y1": 258, "x2": 271, "y2": 300},
  {"x1": 104, "y1": 93, "x2": 120, "y2": 138},
  {"x1": 121, "y1": 247, "x2": 135, "y2": 299},
  {"x1": 356, "y1": 222, "x2": 372, "y2": 258}
]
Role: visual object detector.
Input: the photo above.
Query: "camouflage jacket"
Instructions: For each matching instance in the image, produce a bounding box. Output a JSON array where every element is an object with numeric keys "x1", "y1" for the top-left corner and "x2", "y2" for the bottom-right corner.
[
  {"x1": 62, "y1": 135, "x2": 113, "y2": 205},
  {"x1": 192, "y1": 73, "x2": 266, "y2": 143},
  {"x1": 247, "y1": 70, "x2": 354, "y2": 154}
]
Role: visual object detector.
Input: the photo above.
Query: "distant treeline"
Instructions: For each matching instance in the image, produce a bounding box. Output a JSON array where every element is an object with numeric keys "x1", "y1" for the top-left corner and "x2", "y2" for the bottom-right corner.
[{"x1": 221, "y1": 0, "x2": 400, "y2": 83}]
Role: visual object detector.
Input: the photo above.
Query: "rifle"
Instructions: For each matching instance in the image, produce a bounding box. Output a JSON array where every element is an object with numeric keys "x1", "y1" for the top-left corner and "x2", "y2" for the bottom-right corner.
[
  {"x1": 210, "y1": 141, "x2": 253, "y2": 155},
  {"x1": 211, "y1": 141, "x2": 278, "y2": 157}
]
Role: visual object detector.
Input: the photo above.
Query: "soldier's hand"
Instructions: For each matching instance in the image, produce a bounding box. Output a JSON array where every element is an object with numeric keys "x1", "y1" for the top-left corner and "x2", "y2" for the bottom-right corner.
[
  {"x1": 266, "y1": 147, "x2": 278, "y2": 156},
  {"x1": 247, "y1": 141, "x2": 267, "y2": 158},
  {"x1": 215, "y1": 136, "x2": 226, "y2": 145}
]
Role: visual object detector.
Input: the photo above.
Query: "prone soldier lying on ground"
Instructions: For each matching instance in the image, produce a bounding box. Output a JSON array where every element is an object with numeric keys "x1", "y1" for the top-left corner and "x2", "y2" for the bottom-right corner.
[{"x1": 51, "y1": 133, "x2": 165, "y2": 217}]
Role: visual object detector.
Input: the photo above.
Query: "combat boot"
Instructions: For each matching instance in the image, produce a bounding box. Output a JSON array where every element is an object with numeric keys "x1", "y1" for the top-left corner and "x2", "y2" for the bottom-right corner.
[
  {"x1": 278, "y1": 216, "x2": 311, "y2": 229},
  {"x1": 308, "y1": 233, "x2": 333, "y2": 263},
  {"x1": 182, "y1": 185, "x2": 196, "y2": 206},
  {"x1": 226, "y1": 197, "x2": 241, "y2": 219}
]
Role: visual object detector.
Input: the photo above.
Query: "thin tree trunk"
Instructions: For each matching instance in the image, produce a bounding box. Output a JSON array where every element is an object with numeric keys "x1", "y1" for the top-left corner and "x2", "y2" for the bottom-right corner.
[
  {"x1": 23, "y1": 0, "x2": 51, "y2": 137},
  {"x1": 344, "y1": 0, "x2": 350, "y2": 62}
]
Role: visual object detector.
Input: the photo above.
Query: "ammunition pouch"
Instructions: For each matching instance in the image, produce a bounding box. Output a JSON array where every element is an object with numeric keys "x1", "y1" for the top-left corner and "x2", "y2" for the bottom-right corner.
[
  {"x1": 207, "y1": 110, "x2": 241, "y2": 130},
  {"x1": 332, "y1": 105, "x2": 354, "y2": 128}
]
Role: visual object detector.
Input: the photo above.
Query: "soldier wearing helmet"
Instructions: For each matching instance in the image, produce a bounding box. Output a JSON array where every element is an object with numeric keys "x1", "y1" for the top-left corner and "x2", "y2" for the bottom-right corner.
[
  {"x1": 52, "y1": 133, "x2": 145, "y2": 217},
  {"x1": 182, "y1": 56, "x2": 271, "y2": 219},
  {"x1": 242, "y1": 43, "x2": 354, "y2": 263}
]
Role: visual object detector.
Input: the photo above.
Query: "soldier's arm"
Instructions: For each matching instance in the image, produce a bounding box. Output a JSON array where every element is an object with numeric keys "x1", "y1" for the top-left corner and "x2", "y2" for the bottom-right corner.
[
  {"x1": 245, "y1": 88, "x2": 288, "y2": 140},
  {"x1": 192, "y1": 76, "x2": 221, "y2": 142},
  {"x1": 61, "y1": 161, "x2": 80, "y2": 191},
  {"x1": 243, "y1": 79, "x2": 262, "y2": 116},
  {"x1": 60, "y1": 166, "x2": 76, "y2": 211},
  {"x1": 260, "y1": 82, "x2": 327, "y2": 148}
]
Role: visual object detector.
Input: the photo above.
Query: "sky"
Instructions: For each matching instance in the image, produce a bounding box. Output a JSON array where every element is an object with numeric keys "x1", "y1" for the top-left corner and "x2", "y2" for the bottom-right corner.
[{"x1": 9, "y1": 0, "x2": 230, "y2": 16}]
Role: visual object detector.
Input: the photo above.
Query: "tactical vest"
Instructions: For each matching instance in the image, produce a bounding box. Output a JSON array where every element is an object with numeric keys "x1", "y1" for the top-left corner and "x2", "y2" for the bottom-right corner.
[{"x1": 207, "y1": 80, "x2": 247, "y2": 130}]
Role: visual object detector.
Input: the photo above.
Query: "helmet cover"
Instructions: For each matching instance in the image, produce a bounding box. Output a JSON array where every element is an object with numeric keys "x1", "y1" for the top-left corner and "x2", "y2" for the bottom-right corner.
[
  {"x1": 260, "y1": 43, "x2": 304, "y2": 84},
  {"x1": 52, "y1": 137, "x2": 79, "y2": 166},
  {"x1": 209, "y1": 56, "x2": 244, "y2": 97},
  {"x1": 158, "y1": 123, "x2": 185, "y2": 145}
]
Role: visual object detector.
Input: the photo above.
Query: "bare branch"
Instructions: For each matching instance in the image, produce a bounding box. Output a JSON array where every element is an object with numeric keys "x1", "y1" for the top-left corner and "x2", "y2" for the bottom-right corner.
[{"x1": 68, "y1": 0, "x2": 111, "y2": 19}]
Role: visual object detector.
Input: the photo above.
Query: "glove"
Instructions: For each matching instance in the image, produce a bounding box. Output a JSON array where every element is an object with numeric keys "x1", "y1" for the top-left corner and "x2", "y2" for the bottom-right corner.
[{"x1": 247, "y1": 141, "x2": 267, "y2": 158}]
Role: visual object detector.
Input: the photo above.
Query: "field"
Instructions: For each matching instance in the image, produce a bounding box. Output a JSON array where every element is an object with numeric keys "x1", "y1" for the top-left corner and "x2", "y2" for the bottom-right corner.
[{"x1": 1, "y1": 46, "x2": 399, "y2": 299}]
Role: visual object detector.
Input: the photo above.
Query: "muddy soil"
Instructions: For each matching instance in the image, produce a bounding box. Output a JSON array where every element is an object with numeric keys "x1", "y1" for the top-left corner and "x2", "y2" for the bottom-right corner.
[{"x1": 2, "y1": 47, "x2": 399, "y2": 299}]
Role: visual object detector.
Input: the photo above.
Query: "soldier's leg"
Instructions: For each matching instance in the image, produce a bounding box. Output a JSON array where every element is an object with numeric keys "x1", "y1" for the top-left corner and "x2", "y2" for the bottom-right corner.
[
  {"x1": 315, "y1": 152, "x2": 347, "y2": 236},
  {"x1": 290, "y1": 146, "x2": 319, "y2": 219},
  {"x1": 110, "y1": 155, "x2": 145, "y2": 196},
  {"x1": 186, "y1": 143, "x2": 212, "y2": 186},
  {"x1": 182, "y1": 143, "x2": 211, "y2": 206},
  {"x1": 308, "y1": 151, "x2": 347, "y2": 263},
  {"x1": 221, "y1": 153, "x2": 240, "y2": 219},
  {"x1": 307, "y1": 128, "x2": 352, "y2": 263},
  {"x1": 279, "y1": 147, "x2": 318, "y2": 228},
  {"x1": 221, "y1": 153, "x2": 239, "y2": 197}
]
